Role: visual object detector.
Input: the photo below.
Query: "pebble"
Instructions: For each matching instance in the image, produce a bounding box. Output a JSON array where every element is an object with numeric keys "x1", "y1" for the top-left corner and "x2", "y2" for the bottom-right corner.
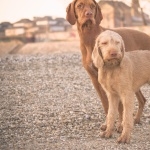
[{"x1": 0, "y1": 53, "x2": 149, "y2": 149}]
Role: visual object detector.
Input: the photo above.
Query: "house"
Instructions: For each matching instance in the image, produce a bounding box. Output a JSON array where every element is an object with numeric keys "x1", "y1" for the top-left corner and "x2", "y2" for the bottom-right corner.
[
  {"x1": 98, "y1": 0, "x2": 150, "y2": 28},
  {"x1": 1, "y1": 16, "x2": 72, "y2": 42},
  {"x1": 33, "y1": 16, "x2": 72, "y2": 41},
  {"x1": 5, "y1": 19, "x2": 35, "y2": 37},
  {"x1": 50, "y1": 18, "x2": 71, "y2": 32},
  {"x1": 99, "y1": 1, "x2": 132, "y2": 28},
  {"x1": 0, "y1": 22, "x2": 12, "y2": 37},
  {"x1": 13, "y1": 19, "x2": 34, "y2": 28},
  {"x1": 5, "y1": 27, "x2": 25, "y2": 37},
  {"x1": 34, "y1": 16, "x2": 52, "y2": 26},
  {"x1": 0, "y1": 22, "x2": 12, "y2": 31},
  {"x1": 34, "y1": 16, "x2": 71, "y2": 32},
  {"x1": 34, "y1": 16, "x2": 53, "y2": 33}
]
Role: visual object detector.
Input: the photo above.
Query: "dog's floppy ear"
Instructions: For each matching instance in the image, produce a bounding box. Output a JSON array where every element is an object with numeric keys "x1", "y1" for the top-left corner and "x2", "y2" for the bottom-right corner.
[
  {"x1": 66, "y1": 0, "x2": 77, "y2": 25},
  {"x1": 92, "y1": 40, "x2": 104, "y2": 68},
  {"x1": 120, "y1": 38, "x2": 125, "y2": 57},
  {"x1": 94, "y1": 1, "x2": 103, "y2": 25}
]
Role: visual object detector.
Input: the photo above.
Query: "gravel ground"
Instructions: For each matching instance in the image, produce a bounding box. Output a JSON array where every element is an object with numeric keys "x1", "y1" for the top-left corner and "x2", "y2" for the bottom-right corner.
[{"x1": 0, "y1": 52, "x2": 150, "y2": 150}]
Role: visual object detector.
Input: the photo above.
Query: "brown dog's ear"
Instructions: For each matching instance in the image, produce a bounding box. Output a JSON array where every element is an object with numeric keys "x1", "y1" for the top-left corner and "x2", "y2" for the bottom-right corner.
[
  {"x1": 66, "y1": 1, "x2": 77, "y2": 25},
  {"x1": 95, "y1": 2, "x2": 103, "y2": 25},
  {"x1": 92, "y1": 41, "x2": 104, "y2": 68}
]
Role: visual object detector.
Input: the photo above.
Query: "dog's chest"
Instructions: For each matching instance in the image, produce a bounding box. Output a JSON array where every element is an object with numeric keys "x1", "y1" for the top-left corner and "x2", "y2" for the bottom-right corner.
[{"x1": 98, "y1": 69, "x2": 120, "y2": 94}]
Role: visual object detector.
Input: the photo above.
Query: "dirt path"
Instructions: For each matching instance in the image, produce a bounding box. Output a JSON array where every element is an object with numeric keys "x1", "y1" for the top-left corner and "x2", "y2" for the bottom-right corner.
[{"x1": 0, "y1": 53, "x2": 150, "y2": 150}]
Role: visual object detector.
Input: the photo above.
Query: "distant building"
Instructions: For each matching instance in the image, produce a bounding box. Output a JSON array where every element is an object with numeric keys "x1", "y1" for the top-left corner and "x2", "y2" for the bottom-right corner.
[
  {"x1": 13, "y1": 19, "x2": 34, "y2": 28},
  {"x1": 1, "y1": 16, "x2": 72, "y2": 42},
  {"x1": 5, "y1": 27, "x2": 25, "y2": 37},
  {"x1": 0, "y1": 22, "x2": 12, "y2": 31},
  {"x1": 34, "y1": 16, "x2": 52, "y2": 26},
  {"x1": 5, "y1": 19, "x2": 35, "y2": 37},
  {"x1": 99, "y1": 0, "x2": 150, "y2": 28},
  {"x1": 50, "y1": 18, "x2": 71, "y2": 32},
  {"x1": 34, "y1": 16, "x2": 71, "y2": 32},
  {"x1": 0, "y1": 22, "x2": 12, "y2": 37}
]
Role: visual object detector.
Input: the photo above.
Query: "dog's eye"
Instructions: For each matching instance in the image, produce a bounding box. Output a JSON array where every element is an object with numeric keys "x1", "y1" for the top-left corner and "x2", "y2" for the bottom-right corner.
[
  {"x1": 77, "y1": 3, "x2": 84, "y2": 9},
  {"x1": 115, "y1": 41, "x2": 120, "y2": 44},
  {"x1": 101, "y1": 42, "x2": 108, "y2": 45},
  {"x1": 91, "y1": 4, "x2": 96, "y2": 9}
]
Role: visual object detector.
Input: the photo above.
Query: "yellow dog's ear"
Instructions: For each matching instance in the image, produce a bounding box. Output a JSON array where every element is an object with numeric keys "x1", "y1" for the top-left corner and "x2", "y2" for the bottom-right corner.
[
  {"x1": 66, "y1": 1, "x2": 77, "y2": 25},
  {"x1": 120, "y1": 37, "x2": 125, "y2": 58},
  {"x1": 94, "y1": 1, "x2": 103, "y2": 25},
  {"x1": 92, "y1": 41, "x2": 104, "y2": 68}
]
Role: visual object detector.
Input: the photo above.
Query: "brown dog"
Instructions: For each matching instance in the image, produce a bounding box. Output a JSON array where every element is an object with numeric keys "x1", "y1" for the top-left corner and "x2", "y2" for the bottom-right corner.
[
  {"x1": 66, "y1": 0, "x2": 150, "y2": 127},
  {"x1": 92, "y1": 30, "x2": 150, "y2": 143}
]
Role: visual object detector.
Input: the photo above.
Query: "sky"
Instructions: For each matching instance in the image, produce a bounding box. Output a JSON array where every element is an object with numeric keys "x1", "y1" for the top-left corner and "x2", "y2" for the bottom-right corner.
[
  {"x1": 0, "y1": 0, "x2": 72, "y2": 23},
  {"x1": 0, "y1": 0, "x2": 149, "y2": 23}
]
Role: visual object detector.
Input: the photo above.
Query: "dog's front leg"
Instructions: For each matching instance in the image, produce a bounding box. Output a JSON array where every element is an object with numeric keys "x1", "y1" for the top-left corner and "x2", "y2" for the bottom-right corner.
[
  {"x1": 101, "y1": 93, "x2": 119, "y2": 138},
  {"x1": 116, "y1": 102, "x2": 123, "y2": 133},
  {"x1": 117, "y1": 92, "x2": 134, "y2": 144},
  {"x1": 81, "y1": 45, "x2": 109, "y2": 132},
  {"x1": 82, "y1": 52, "x2": 109, "y2": 114}
]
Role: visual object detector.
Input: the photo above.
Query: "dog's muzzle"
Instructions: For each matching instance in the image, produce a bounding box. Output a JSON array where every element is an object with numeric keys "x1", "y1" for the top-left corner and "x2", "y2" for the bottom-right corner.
[
  {"x1": 82, "y1": 19, "x2": 95, "y2": 28},
  {"x1": 104, "y1": 58, "x2": 122, "y2": 67}
]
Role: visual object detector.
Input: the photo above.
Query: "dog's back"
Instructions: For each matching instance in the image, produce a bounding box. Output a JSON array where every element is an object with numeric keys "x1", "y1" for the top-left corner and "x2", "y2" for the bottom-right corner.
[
  {"x1": 125, "y1": 50, "x2": 150, "y2": 89},
  {"x1": 112, "y1": 28, "x2": 150, "y2": 51}
]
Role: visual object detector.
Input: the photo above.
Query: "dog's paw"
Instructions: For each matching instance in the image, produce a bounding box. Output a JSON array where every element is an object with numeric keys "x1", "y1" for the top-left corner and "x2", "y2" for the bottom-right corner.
[
  {"x1": 133, "y1": 112, "x2": 141, "y2": 124},
  {"x1": 100, "y1": 124, "x2": 107, "y2": 131},
  {"x1": 134, "y1": 117, "x2": 141, "y2": 124},
  {"x1": 116, "y1": 124, "x2": 123, "y2": 133},
  {"x1": 100, "y1": 131, "x2": 112, "y2": 139},
  {"x1": 117, "y1": 134, "x2": 130, "y2": 144}
]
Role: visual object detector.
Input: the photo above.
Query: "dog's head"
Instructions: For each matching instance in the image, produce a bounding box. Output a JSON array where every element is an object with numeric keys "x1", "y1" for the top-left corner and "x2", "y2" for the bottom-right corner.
[
  {"x1": 92, "y1": 30, "x2": 125, "y2": 68},
  {"x1": 66, "y1": 0, "x2": 103, "y2": 27}
]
